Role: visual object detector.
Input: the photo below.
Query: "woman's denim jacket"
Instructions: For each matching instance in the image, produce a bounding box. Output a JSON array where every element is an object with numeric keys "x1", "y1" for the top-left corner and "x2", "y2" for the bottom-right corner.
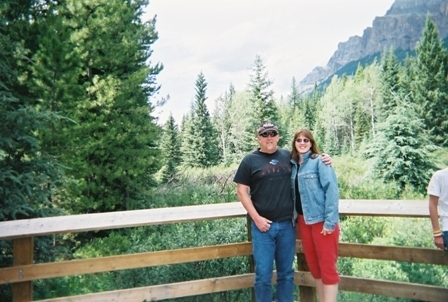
[{"x1": 291, "y1": 152, "x2": 339, "y2": 230}]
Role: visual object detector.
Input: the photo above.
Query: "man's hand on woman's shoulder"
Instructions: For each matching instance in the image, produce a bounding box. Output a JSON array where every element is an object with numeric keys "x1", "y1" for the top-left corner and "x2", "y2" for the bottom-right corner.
[{"x1": 321, "y1": 153, "x2": 332, "y2": 166}]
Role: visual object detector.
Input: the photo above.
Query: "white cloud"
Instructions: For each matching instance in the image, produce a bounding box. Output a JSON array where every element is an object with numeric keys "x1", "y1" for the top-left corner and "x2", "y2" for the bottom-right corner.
[{"x1": 145, "y1": 0, "x2": 396, "y2": 125}]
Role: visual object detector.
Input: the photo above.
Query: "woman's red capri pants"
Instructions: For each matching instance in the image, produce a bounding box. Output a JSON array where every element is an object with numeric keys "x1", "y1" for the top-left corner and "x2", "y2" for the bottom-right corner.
[{"x1": 297, "y1": 215, "x2": 340, "y2": 285}]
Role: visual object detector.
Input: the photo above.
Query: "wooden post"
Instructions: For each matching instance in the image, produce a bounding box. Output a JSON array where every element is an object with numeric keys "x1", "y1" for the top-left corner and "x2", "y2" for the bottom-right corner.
[
  {"x1": 13, "y1": 237, "x2": 34, "y2": 302},
  {"x1": 246, "y1": 215, "x2": 256, "y2": 302},
  {"x1": 296, "y1": 235, "x2": 316, "y2": 301}
]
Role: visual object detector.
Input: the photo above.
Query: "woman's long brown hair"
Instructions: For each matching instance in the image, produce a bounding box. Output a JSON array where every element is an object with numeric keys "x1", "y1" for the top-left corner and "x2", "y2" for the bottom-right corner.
[{"x1": 290, "y1": 128, "x2": 320, "y2": 162}]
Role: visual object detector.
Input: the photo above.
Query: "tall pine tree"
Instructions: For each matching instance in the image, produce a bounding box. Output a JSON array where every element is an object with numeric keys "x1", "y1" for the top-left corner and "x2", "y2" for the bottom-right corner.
[
  {"x1": 288, "y1": 77, "x2": 301, "y2": 109},
  {"x1": 6, "y1": 0, "x2": 164, "y2": 213},
  {"x1": 0, "y1": 9, "x2": 67, "y2": 298},
  {"x1": 159, "y1": 113, "x2": 181, "y2": 183},
  {"x1": 248, "y1": 55, "x2": 279, "y2": 124},
  {"x1": 364, "y1": 97, "x2": 436, "y2": 196},
  {"x1": 379, "y1": 47, "x2": 402, "y2": 120},
  {"x1": 181, "y1": 72, "x2": 218, "y2": 168},
  {"x1": 409, "y1": 15, "x2": 448, "y2": 146}
]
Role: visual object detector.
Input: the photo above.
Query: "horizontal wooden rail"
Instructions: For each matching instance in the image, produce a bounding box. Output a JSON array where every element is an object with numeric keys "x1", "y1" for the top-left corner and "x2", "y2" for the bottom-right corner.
[
  {"x1": 0, "y1": 242, "x2": 252, "y2": 284},
  {"x1": 340, "y1": 274, "x2": 448, "y2": 302},
  {"x1": 0, "y1": 200, "x2": 428, "y2": 240},
  {"x1": 339, "y1": 199, "x2": 428, "y2": 217},
  {"x1": 2, "y1": 240, "x2": 447, "y2": 285},
  {"x1": 1, "y1": 199, "x2": 442, "y2": 302},
  {"x1": 0, "y1": 203, "x2": 246, "y2": 240},
  {"x1": 338, "y1": 242, "x2": 448, "y2": 265},
  {"x1": 32, "y1": 271, "x2": 448, "y2": 302},
  {"x1": 33, "y1": 273, "x2": 258, "y2": 302}
]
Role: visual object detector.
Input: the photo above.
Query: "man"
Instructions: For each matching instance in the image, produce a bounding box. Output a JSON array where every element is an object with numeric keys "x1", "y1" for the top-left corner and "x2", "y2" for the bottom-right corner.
[
  {"x1": 233, "y1": 121, "x2": 331, "y2": 302},
  {"x1": 428, "y1": 167, "x2": 448, "y2": 251}
]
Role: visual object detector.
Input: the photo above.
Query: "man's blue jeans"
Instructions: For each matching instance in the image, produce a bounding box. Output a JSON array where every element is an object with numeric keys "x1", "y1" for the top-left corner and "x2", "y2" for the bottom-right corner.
[{"x1": 251, "y1": 220, "x2": 295, "y2": 302}]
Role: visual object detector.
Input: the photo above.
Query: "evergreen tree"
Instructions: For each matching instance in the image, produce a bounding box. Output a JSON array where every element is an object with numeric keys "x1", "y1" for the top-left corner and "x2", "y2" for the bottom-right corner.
[
  {"x1": 160, "y1": 114, "x2": 181, "y2": 183},
  {"x1": 213, "y1": 84, "x2": 235, "y2": 165},
  {"x1": 364, "y1": 96, "x2": 436, "y2": 196},
  {"x1": 303, "y1": 84, "x2": 320, "y2": 130},
  {"x1": 0, "y1": 12, "x2": 66, "y2": 299},
  {"x1": 227, "y1": 90, "x2": 259, "y2": 160},
  {"x1": 179, "y1": 113, "x2": 194, "y2": 165},
  {"x1": 0, "y1": 4, "x2": 65, "y2": 221},
  {"x1": 248, "y1": 55, "x2": 279, "y2": 124},
  {"x1": 181, "y1": 72, "x2": 218, "y2": 168},
  {"x1": 379, "y1": 47, "x2": 402, "y2": 119},
  {"x1": 281, "y1": 85, "x2": 306, "y2": 147},
  {"x1": 30, "y1": 0, "x2": 163, "y2": 213},
  {"x1": 288, "y1": 77, "x2": 300, "y2": 109},
  {"x1": 409, "y1": 15, "x2": 448, "y2": 146},
  {"x1": 353, "y1": 106, "x2": 370, "y2": 151},
  {"x1": 312, "y1": 103, "x2": 326, "y2": 152}
]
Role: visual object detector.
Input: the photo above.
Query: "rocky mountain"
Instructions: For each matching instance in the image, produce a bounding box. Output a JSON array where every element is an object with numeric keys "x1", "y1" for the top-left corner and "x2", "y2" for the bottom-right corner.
[{"x1": 298, "y1": 0, "x2": 448, "y2": 93}]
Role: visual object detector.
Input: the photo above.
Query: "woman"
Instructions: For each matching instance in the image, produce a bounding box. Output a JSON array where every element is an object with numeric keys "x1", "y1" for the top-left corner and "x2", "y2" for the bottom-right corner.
[{"x1": 290, "y1": 128, "x2": 340, "y2": 302}]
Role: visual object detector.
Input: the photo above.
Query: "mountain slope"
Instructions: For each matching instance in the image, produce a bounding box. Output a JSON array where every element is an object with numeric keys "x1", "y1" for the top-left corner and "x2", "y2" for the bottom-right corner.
[{"x1": 298, "y1": 0, "x2": 448, "y2": 93}]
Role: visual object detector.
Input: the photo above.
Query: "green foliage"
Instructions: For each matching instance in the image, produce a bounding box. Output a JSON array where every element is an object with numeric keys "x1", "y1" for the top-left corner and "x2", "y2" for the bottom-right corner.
[
  {"x1": 318, "y1": 76, "x2": 344, "y2": 155},
  {"x1": 2, "y1": 0, "x2": 163, "y2": 215},
  {"x1": 213, "y1": 84, "x2": 236, "y2": 165},
  {"x1": 152, "y1": 166, "x2": 238, "y2": 208},
  {"x1": 409, "y1": 15, "x2": 448, "y2": 146},
  {"x1": 248, "y1": 55, "x2": 279, "y2": 126},
  {"x1": 0, "y1": 12, "x2": 71, "y2": 299},
  {"x1": 279, "y1": 79, "x2": 308, "y2": 148},
  {"x1": 159, "y1": 114, "x2": 181, "y2": 183},
  {"x1": 0, "y1": 84, "x2": 65, "y2": 222},
  {"x1": 333, "y1": 154, "x2": 444, "y2": 302},
  {"x1": 431, "y1": 148, "x2": 448, "y2": 169},
  {"x1": 0, "y1": 2, "x2": 65, "y2": 219},
  {"x1": 288, "y1": 77, "x2": 301, "y2": 109},
  {"x1": 379, "y1": 47, "x2": 402, "y2": 119},
  {"x1": 340, "y1": 217, "x2": 387, "y2": 244},
  {"x1": 226, "y1": 90, "x2": 260, "y2": 159},
  {"x1": 363, "y1": 98, "x2": 436, "y2": 196},
  {"x1": 338, "y1": 217, "x2": 448, "y2": 301},
  {"x1": 3, "y1": 0, "x2": 448, "y2": 300},
  {"x1": 303, "y1": 86, "x2": 319, "y2": 130},
  {"x1": 61, "y1": 0, "x2": 162, "y2": 214},
  {"x1": 277, "y1": 103, "x2": 300, "y2": 149},
  {"x1": 40, "y1": 180, "x2": 250, "y2": 301},
  {"x1": 334, "y1": 155, "x2": 414, "y2": 200},
  {"x1": 181, "y1": 72, "x2": 219, "y2": 168}
]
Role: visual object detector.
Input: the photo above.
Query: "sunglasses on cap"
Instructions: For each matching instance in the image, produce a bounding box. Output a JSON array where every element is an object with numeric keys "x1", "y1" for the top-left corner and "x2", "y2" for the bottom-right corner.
[
  {"x1": 295, "y1": 138, "x2": 310, "y2": 143},
  {"x1": 259, "y1": 132, "x2": 278, "y2": 137}
]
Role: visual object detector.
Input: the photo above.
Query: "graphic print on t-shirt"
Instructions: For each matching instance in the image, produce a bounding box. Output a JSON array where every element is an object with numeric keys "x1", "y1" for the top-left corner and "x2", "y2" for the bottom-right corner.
[
  {"x1": 259, "y1": 157, "x2": 291, "y2": 180},
  {"x1": 270, "y1": 159, "x2": 279, "y2": 165}
]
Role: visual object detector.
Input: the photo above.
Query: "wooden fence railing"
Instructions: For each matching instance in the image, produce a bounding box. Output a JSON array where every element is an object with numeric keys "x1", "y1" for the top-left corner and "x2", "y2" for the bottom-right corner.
[{"x1": 0, "y1": 200, "x2": 447, "y2": 302}]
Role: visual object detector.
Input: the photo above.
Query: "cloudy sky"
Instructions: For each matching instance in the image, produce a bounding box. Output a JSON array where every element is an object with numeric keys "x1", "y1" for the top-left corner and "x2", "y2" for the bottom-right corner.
[{"x1": 144, "y1": 0, "x2": 395, "y2": 124}]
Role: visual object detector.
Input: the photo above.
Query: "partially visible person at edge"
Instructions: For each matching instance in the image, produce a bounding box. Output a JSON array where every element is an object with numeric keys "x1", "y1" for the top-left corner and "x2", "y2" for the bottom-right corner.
[
  {"x1": 233, "y1": 121, "x2": 332, "y2": 302},
  {"x1": 290, "y1": 128, "x2": 340, "y2": 302},
  {"x1": 427, "y1": 167, "x2": 448, "y2": 252}
]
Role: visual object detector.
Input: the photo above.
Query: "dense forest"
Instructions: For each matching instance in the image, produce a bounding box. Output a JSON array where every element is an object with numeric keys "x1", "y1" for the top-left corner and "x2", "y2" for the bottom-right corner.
[{"x1": 1, "y1": 0, "x2": 448, "y2": 301}]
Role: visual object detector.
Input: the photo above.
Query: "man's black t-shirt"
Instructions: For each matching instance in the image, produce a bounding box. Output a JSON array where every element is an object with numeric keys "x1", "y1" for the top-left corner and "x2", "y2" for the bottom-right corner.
[{"x1": 233, "y1": 148, "x2": 293, "y2": 222}]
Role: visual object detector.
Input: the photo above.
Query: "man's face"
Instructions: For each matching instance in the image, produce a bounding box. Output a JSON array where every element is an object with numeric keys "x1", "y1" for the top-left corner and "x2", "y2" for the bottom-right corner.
[{"x1": 257, "y1": 131, "x2": 279, "y2": 153}]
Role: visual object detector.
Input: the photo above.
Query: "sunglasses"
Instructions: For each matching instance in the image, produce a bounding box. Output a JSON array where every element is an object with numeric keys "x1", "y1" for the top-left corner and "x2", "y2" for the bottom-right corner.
[
  {"x1": 295, "y1": 138, "x2": 310, "y2": 143},
  {"x1": 259, "y1": 132, "x2": 278, "y2": 137}
]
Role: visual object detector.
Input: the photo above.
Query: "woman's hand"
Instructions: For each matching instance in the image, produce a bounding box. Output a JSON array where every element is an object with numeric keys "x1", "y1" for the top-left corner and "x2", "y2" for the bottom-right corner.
[{"x1": 321, "y1": 227, "x2": 334, "y2": 236}]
